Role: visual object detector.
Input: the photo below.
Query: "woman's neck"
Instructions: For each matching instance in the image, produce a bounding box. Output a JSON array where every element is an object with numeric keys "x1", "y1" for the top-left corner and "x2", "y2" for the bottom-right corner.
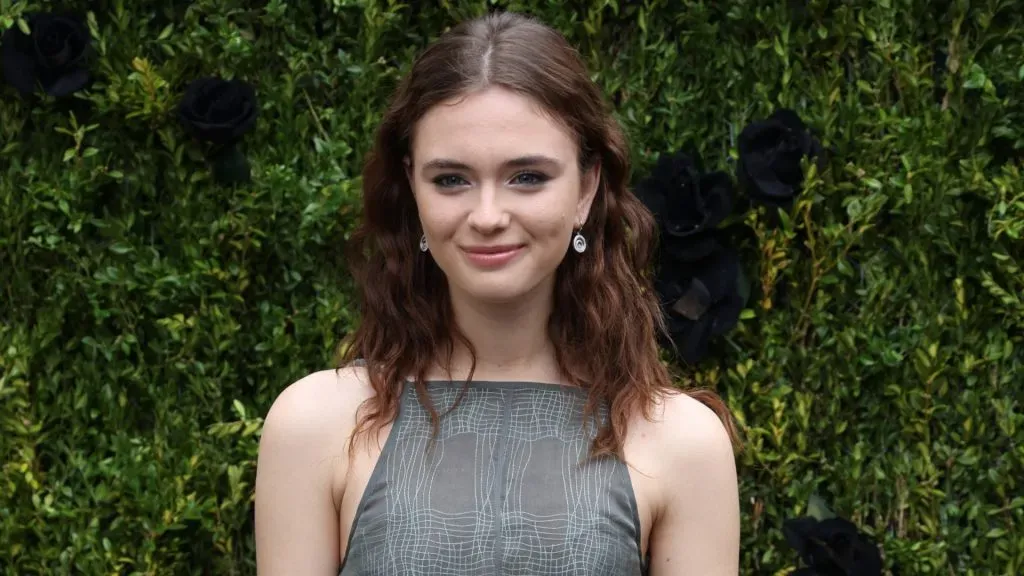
[{"x1": 431, "y1": 287, "x2": 563, "y2": 383}]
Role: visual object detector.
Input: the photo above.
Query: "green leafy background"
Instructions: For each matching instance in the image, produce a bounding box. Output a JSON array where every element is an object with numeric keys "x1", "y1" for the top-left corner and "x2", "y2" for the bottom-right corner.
[{"x1": 1, "y1": 0, "x2": 1022, "y2": 574}]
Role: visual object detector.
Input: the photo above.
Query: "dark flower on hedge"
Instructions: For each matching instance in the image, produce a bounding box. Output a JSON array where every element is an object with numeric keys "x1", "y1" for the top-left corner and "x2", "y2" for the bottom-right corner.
[
  {"x1": 783, "y1": 516, "x2": 883, "y2": 576},
  {"x1": 655, "y1": 242, "x2": 745, "y2": 364},
  {"x1": 2, "y1": 13, "x2": 92, "y2": 97},
  {"x1": 634, "y1": 150, "x2": 734, "y2": 264},
  {"x1": 738, "y1": 108, "x2": 823, "y2": 208},
  {"x1": 177, "y1": 77, "x2": 258, "y2": 146}
]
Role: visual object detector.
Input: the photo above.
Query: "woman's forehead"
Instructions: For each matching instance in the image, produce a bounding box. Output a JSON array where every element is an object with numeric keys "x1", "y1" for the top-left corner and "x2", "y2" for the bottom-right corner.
[{"x1": 411, "y1": 87, "x2": 577, "y2": 166}]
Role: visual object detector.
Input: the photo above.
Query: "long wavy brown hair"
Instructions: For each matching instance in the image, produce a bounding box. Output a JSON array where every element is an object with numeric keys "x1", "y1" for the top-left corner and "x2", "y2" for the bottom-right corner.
[{"x1": 339, "y1": 11, "x2": 739, "y2": 460}]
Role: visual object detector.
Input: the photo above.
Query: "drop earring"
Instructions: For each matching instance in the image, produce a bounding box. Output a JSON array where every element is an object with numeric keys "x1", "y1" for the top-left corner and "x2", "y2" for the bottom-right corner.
[
  {"x1": 419, "y1": 234, "x2": 429, "y2": 252},
  {"x1": 572, "y1": 228, "x2": 587, "y2": 253}
]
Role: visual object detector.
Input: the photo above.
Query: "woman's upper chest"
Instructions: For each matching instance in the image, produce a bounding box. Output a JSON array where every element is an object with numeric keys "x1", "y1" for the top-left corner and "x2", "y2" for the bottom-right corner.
[{"x1": 337, "y1": 383, "x2": 667, "y2": 574}]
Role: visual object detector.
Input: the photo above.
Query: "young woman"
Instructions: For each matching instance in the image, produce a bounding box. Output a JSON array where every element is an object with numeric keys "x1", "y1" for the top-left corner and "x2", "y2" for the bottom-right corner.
[{"x1": 255, "y1": 11, "x2": 740, "y2": 576}]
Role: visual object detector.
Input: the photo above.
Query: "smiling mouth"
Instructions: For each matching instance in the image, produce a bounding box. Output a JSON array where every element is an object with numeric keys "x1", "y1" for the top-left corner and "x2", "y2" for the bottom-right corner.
[
  {"x1": 461, "y1": 245, "x2": 525, "y2": 268},
  {"x1": 462, "y1": 244, "x2": 525, "y2": 254}
]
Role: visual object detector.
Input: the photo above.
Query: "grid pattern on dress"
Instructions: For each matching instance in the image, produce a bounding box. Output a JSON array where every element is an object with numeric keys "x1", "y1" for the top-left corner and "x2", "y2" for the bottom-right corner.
[{"x1": 338, "y1": 381, "x2": 646, "y2": 576}]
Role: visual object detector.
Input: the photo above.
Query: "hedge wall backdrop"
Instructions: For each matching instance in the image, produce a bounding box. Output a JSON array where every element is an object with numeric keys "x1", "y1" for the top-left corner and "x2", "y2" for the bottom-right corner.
[{"x1": 1, "y1": 0, "x2": 1022, "y2": 574}]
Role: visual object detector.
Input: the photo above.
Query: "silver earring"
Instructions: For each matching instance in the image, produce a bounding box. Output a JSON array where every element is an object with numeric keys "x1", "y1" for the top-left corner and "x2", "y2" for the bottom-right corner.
[
  {"x1": 572, "y1": 229, "x2": 587, "y2": 253},
  {"x1": 419, "y1": 234, "x2": 429, "y2": 252}
]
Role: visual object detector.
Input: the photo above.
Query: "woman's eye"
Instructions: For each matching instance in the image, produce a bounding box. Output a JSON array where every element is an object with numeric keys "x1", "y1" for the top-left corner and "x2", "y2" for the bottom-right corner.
[
  {"x1": 433, "y1": 175, "x2": 468, "y2": 188},
  {"x1": 511, "y1": 172, "x2": 549, "y2": 186}
]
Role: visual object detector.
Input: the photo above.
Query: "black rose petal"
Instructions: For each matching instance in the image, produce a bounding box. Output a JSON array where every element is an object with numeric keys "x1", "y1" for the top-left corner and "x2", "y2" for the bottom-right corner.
[
  {"x1": 635, "y1": 149, "x2": 734, "y2": 234},
  {"x1": 738, "y1": 108, "x2": 823, "y2": 208},
  {"x1": 668, "y1": 171, "x2": 735, "y2": 263},
  {"x1": 783, "y1": 517, "x2": 821, "y2": 561},
  {"x1": 783, "y1": 516, "x2": 883, "y2": 576},
  {"x1": 818, "y1": 517, "x2": 883, "y2": 576},
  {"x1": 665, "y1": 309, "x2": 715, "y2": 365},
  {"x1": 45, "y1": 67, "x2": 90, "y2": 98},
  {"x1": 659, "y1": 231, "x2": 720, "y2": 265},
  {"x1": 635, "y1": 150, "x2": 735, "y2": 264},
  {"x1": 658, "y1": 243, "x2": 744, "y2": 364},
  {"x1": 2, "y1": 12, "x2": 91, "y2": 97},
  {"x1": 178, "y1": 77, "x2": 258, "y2": 146}
]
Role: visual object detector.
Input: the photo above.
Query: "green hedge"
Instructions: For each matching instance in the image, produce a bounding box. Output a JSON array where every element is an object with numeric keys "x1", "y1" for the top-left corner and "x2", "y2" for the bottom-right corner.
[{"x1": 1, "y1": 0, "x2": 1022, "y2": 574}]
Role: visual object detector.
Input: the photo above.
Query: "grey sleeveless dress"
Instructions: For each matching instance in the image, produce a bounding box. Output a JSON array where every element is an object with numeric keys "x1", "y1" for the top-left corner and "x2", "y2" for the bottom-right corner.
[{"x1": 339, "y1": 379, "x2": 649, "y2": 575}]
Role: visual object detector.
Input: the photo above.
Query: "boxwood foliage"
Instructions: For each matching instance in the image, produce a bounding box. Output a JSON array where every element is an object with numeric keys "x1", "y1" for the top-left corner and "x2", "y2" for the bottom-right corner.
[{"x1": 1, "y1": 0, "x2": 1021, "y2": 574}]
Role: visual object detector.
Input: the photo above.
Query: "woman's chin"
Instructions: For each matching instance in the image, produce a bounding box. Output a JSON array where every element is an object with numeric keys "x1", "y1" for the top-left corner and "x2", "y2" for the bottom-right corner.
[
  {"x1": 450, "y1": 273, "x2": 550, "y2": 306},
  {"x1": 462, "y1": 283, "x2": 530, "y2": 304}
]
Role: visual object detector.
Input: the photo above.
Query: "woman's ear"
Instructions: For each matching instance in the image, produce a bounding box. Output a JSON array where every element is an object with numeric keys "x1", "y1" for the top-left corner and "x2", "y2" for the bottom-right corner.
[{"x1": 577, "y1": 160, "x2": 601, "y2": 224}]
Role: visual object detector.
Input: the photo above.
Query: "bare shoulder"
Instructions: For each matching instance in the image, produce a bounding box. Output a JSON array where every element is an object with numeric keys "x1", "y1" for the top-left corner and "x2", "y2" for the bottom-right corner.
[
  {"x1": 652, "y1": 389, "x2": 736, "y2": 464},
  {"x1": 258, "y1": 363, "x2": 377, "y2": 486},
  {"x1": 262, "y1": 364, "x2": 374, "y2": 436}
]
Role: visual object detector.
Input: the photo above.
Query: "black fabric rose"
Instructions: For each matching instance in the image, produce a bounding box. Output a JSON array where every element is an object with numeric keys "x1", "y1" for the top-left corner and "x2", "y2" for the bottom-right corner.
[
  {"x1": 2, "y1": 13, "x2": 91, "y2": 97},
  {"x1": 178, "y1": 77, "x2": 258, "y2": 185},
  {"x1": 783, "y1": 516, "x2": 883, "y2": 576},
  {"x1": 655, "y1": 242, "x2": 745, "y2": 365},
  {"x1": 634, "y1": 150, "x2": 734, "y2": 263},
  {"x1": 177, "y1": 77, "x2": 258, "y2": 146},
  {"x1": 738, "y1": 108, "x2": 823, "y2": 208}
]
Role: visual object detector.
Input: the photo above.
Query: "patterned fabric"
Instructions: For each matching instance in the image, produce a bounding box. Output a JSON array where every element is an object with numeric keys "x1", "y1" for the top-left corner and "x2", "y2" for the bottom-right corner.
[{"x1": 339, "y1": 380, "x2": 648, "y2": 576}]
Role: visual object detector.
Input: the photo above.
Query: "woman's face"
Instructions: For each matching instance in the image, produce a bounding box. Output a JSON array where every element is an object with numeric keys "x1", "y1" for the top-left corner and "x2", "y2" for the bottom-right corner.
[{"x1": 407, "y1": 86, "x2": 599, "y2": 305}]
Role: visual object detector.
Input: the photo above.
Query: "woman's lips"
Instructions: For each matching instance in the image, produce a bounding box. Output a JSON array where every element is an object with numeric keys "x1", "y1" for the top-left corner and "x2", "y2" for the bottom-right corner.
[{"x1": 461, "y1": 245, "x2": 525, "y2": 269}]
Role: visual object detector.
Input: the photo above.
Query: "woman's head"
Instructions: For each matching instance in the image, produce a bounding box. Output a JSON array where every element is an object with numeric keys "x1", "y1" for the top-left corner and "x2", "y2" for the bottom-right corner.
[
  {"x1": 407, "y1": 85, "x2": 599, "y2": 305},
  {"x1": 342, "y1": 11, "x2": 737, "y2": 458},
  {"x1": 367, "y1": 12, "x2": 633, "y2": 307}
]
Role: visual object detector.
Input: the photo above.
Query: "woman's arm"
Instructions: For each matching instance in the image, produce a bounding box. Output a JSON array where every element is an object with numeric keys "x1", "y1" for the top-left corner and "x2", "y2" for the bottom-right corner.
[
  {"x1": 648, "y1": 393, "x2": 741, "y2": 575},
  {"x1": 255, "y1": 370, "x2": 353, "y2": 575}
]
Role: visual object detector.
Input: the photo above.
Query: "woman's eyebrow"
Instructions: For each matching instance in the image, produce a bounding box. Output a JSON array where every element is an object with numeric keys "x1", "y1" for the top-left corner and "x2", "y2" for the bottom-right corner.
[
  {"x1": 504, "y1": 155, "x2": 560, "y2": 168},
  {"x1": 420, "y1": 155, "x2": 561, "y2": 172}
]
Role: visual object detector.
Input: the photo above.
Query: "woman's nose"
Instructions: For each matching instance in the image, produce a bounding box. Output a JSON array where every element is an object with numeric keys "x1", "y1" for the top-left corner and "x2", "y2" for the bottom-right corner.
[{"x1": 466, "y1": 185, "x2": 510, "y2": 232}]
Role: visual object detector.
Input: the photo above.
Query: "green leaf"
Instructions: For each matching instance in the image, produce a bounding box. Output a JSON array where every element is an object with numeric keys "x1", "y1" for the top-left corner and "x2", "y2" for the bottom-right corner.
[
  {"x1": 17, "y1": 18, "x2": 30, "y2": 35},
  {"x1": 963, "y1": 63, "x2": 987, "y2": 90},
  {"x1": 846, "y1": 198, "x2": 863, "y2": 220},
  {"x1": 736, "y1": 264, "x2": 752, "y2": 308},
  {"x1": 242, "y1": 421, "x2": 263, "y2": 437},
  {"x1": 807, "y1": 494, "x2": 836, "y2": 520},
  {"x1": 776, "y1": 207, "x2": 794, "y2": 232}
]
